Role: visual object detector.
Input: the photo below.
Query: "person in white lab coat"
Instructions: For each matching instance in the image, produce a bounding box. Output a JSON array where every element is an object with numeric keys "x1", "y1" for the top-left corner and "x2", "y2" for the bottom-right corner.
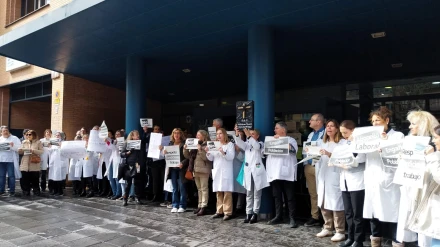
[
  {"x1": 39, "y1": 129, "x2": 52, "y2": 192},
  {"x1": 49, "y1": 131, "x2": 68, "y2": 196},
  {"x1": 206, "y1": 128, "x2": 235, "y2": 221},
  {"x1": 396, "y1": 110, "x2": 439, "y2": 247},
  {"x1": 232, "y1": 125, "x2": 247, "y2": 214},
  {"x1": 339, "y1": 120, "x2": 366, "y2": 247},
  {"x1": 314, "y1": 119, "x2": 346, "y2": 242},
  {"x1": 235, "y1": 128, "x2": 269, "y2": 224},
  {"x1": 361, "y1": 107, "x2": 404, "y2": 247},
  {"x1": 266, "y1": 121, "x2": 299, "y2": 228}
]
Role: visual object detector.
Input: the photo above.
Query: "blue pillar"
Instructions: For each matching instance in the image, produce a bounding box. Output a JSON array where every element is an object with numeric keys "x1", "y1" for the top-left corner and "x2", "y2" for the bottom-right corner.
[
  {"x1": 248, "y1": 26, "x2": 274, "y2": 219},
  {"x1": 126, "y1": 56, "x2": 146, "y2": 134}
]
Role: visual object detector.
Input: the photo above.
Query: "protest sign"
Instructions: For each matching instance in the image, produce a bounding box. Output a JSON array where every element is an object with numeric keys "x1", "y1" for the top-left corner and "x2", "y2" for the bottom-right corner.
[
  {"x1": 127, "y1": 140, "x2": 141, "y2": 150},
  {"x1": 264, "y1": 137, "x2": 289, "y2": 155},
  {"x1": 87, "y1": 130, "x2": 107, "y2": 153},
  {"x1": 164, "y1": 145, "x2": 180, "y2": 167},
  {"x1": 185, "y1": 138, "x2": 199, "y2": 150},
  {"x1": 140, "y1": 118, "x2": 153, "y2": 128},
  {"x1": 99, "y1": 121, "x2": 108, "y2": 139},
  {"x1": 208, "y1": 127, "x2": 217, "y2": 141},
  {"x1": 60, "y1": 141, "x2": 87, "y2": 159},
  {"x1": 147, "y1": 133, "x2": 162, "y2": 159},
  {"x1": 351, "y1": 126, "x2": 384, "y2": 153},
  {"x1": 329, "y1": 145, "x2": 355, "y2": 168}
]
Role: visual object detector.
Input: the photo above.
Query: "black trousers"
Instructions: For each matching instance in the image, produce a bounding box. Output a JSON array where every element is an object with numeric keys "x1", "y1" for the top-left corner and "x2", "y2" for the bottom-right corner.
[
  {"x1": 20, "y1": 171, "x2": 40, "y2": 193},
  {"x1": 40, "y1": 170, "x2": 47, "y2": 191},
  {"x1": 150, "y1": 160, "x2": 165, "y2": 197},
  {"x1": 124, "y1": 175, "x2": 143, "y2": 199},
  {"x1": 342, "y1": 189, "x2": 365, "y2": 242},
  {"x1": 271, "y1": 179, "x2": 296, "y2": 219},
  {"x1": 73, "y1": 180, "x2": 82, "y2": 194},
  {"x1": 370, "y1": 217, "x2": 398, "y2": 240},
  {"x1": 98, "y1": 163, "x2": 110, "y2": 195},
  {"x1": 53, "y1": 180, "x2": 64, "y2": 195},
  {"x1": 82, "y1": 176, "x2": 94, "y2": 194}
]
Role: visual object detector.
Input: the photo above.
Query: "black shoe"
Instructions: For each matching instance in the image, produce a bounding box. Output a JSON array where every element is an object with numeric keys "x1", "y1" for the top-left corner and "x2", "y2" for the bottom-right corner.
[
  {"x1": 49, "y1": 191, "x2": 56, "y2": 196},
  {"x1": 111, "y1": 195, "x2": 121, "y2": 200},
  {"x1": 147, "y1": 195, "x2": 157, "y2": 203},
  {"x1": 244, "y1": 214, "x2": 252, "y2": 223},
  {"x1": 34, "y1": 192, "x2": 41, "y2": 196},
  {"x1": 268, "y1": 216, "x2": 283, "y2": 225},
  {"x1": 289, "y1": 218, "x2": 298, "y2": 228},
  {"x1": 135, "y1": 198, "x2": 143, "y2": 205},
  {"x1": 250, "y1": 213, "x2": 258, "y2": 224},
  {"x1": 351, "y1": 242, "x2": 363, "y2": 247},
  {"x1": 339, "y1": 239, "x2": 354, "y2": 247},
  {"x1": 129, "y1": 196, "x2": 135, "y2": 202},
  {"x1": 223, "y1": 215, "x2": 233, "y2": 221},
  {"x1": 86, "y1": 192, "x2": 94, "y2": 198},
  {"x1": 194, "y1": 208, "x2": 201, "y2": 214},
  {"x1": 123, "y1": 199, "x2": 128, "y2": 206},
  {"x1": 211, "y1": 213, "x2": 224, "y2": 219},
  {"x1": 79, "y1": 192, "x2": 86, "y2": 197},
  {"x1": 197, "y1": 207, "x2": 206, "y2": 216},
  {"x1": 304, "y1": 218, "x2": 320, "y2": 227}
]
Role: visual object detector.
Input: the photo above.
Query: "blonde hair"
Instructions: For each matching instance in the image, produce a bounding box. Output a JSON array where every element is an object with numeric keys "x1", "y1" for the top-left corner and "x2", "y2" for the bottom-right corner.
[
  {"x1": 127, "y1": 130, "x2": 140, "y2": 140},
  {"x1": 217, "y1": 128, "x2": 229, "y2": 143},
  {"x1": 407, "y1": 110, "x2": 439, "y2": 137},
  {"x1": 170, "y1": 128, "x2": 185, "y2": 143},
  {"x1": 197, "y1": 130, "x2": 210, "y2": 142}
]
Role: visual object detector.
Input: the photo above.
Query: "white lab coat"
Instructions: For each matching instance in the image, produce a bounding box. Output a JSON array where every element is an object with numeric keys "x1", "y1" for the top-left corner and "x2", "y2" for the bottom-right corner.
[
  {"x1": 207, "y1": 142, "x2": 235, "y2": 192},
  {"x1": 340, "y1": 142, "x2": 366, "y2": 192},
  {"x1": 362, "y1": 129, "x2": 404, "y2": 222},
  {"x1": 49, "y1": 145, "x2": 69, "y2": 181},
  {"x1": 232, "y1": 149, "x2": 247, "y2": 194},
  {"x1": 235, "y1": 137, "x2": 269, "y2": 191},
  {"x1": 68, "y1": 159, "x2": 81, "y2": 181},
  {"x1": 39, "y1": 138, "x2": 51, "y2": 170},
  {"x1": 316, "y1": 139, "x2": 345, "y2": 211},
  {"x1": 266, "y1": 136, "x2": 298, "y2": 183},
  {"x1": 83, "y1": 151, "x2": 99, "y2": 178}
]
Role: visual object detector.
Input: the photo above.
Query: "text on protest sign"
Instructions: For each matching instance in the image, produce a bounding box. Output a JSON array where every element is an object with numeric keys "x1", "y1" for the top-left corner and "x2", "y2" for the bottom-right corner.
[
  {"x1": 0, "y1": 142, "x2": 11, "y2": 151},
  {"x1": 208, "y1": 127, "x2": 217, "y2": 141},
  {"x1": 380, "y1": 140, "x2": 403, "y2": 168},
  {"x1": 127, "y1": 140, "x2": 141, "y2": 150},
  {"x1": 351, "y1": 126, "x2": 384, "y2": 153},
  {"x1": 164, "y1": 145, "x2": 180, "y2": 167},
  {"x1": 264, "y1": 136, "x2": 289, "y2": 155},
  {"x1": 116, "y1": 137, "x2": 125, "y2": 151},
  {"x1": 185, "y1": 138, "x2": 199, "y2": 150},
  {"x1": 87, "y1": 130, "x2": 107, "y2": 153},
  {"x1": 147, "y1": 133, "x2": 162, "y2": 159},
  {"x1": 206, "y1": 141, "x2": 221, "y2": 153},
  {"x1": 99, "y1": 121, "x2": 108, "y2": 139},
  {"x1": 140, "y1": 118, "x2": 153, "y2": 128},
  {"x1": 60, "y1": 141, "x2": 87, "y2": 159},
  {"x1": 329, "y1": 145, "x2": 355, "y2": 168}
]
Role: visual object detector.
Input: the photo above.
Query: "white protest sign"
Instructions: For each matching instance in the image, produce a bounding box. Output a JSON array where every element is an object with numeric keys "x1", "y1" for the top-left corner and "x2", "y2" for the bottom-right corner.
[
  {"x1": 60, "y1": 141, "x2": 87, "y2": 159},
  {"x1": 208, "y1": 127, "x2": 217, "y2": 141},
  {"x1": 206, "y1": 141, "x2": 221, "y2": 153},
  {"x1": 351, "y1": 126, "x2": 384, "y2": 153},
  {"x1": 227, "y1": 131, "x2": 235, "y2": 137},
  {"x1": 87, "y1": 130, "x2": 107, "y2": 153},
  {"x1": 0, "y1": 142, "x2": 11, "y2": 151},
  {"x1": 329, "y1": 144, "x2": 355, "y2": 168},
  {"x1": 147, "y1": 133, "x2": 162, "y2": 159},
  {"x1": 264, "y1": 136, "x2": 289, "y2": 155},
  {"x1": 99, "y1": 121, "x2": 108, "y2": 139},
  {"x1": 127, "y1": 140, "x2": 141, "y2": 150},
  {"x1": 140, "y1": 118, "x2": 153, "y2": 128},
  {"x1": 116, "y1": 137, "x2": 125, "y2": 151},
  {"x1": 165, "y1": 145, "x2": 180, "y2": 167},
  {"x1": 185, "y1": 138, "x2": 199, "y2": 150},
  {"x1": 50, "y1": 138, "x2": 61, "y2": 146},
  {"x1": 380, "y1": 140, "x2": 404, "y2": 168},
  {"x1": 393, "y1": 136, "x2": 430, "y2": 188}
]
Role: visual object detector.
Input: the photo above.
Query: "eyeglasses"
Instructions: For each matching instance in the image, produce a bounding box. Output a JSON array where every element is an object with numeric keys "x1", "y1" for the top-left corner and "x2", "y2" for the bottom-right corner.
[
  {"x1": 310, "y1": 119, "x2": 319, "y2": 121},
  {"x1": 26, "y1": 134, "x2": 32, "y2": 136}
]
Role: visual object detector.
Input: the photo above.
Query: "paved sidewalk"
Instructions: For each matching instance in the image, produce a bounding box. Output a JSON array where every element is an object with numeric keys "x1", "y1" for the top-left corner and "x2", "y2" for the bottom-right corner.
[{"x1": 0, "y1": 190, "x2": 399, "y2": 247}]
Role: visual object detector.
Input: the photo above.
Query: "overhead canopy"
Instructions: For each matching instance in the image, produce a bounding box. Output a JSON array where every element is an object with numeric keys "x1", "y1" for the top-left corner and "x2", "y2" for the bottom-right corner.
[{"x1": 1, "y1": 0, "x2": 439, "y2": 102}]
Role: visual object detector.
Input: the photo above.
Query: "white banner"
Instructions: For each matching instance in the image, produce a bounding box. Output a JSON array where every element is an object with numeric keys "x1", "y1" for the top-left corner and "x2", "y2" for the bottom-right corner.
[
  {"x1": 208, "y1": 127, "x2": 217, "y2": 141},
  {"x1": 351, "y1": 126, "x2": 384, "y2": 153},
  {"x1": 185, "y1": 138, "x2": 199, "y2": 150},
  {"x1": 60, "y1": 141, "x2": 86, "y2": 159},
  {"x1": 99, "y1": 121, "x2": 108, "y2": 139},
  {"x1": 147, "y1": 133, "x2": 162, "y2": 159},
  {"x1": 140, "y1": 118, "x2": 153, "y2": 128},
  {"x1": 87, "y1": 130, "x2": 107, "y2": 153},
  {"x1": 264, "y1": 137, "x2": 289, "y2": 155},
  {"x1": 165, "y1": 145, "x2": 180, "y2": 167},
  {"x1": 127, "y1": 140, "x2": 141, "y2": 150},
  {"x1": 329, "y1": 145, "x2": 355, "y2": 168}
]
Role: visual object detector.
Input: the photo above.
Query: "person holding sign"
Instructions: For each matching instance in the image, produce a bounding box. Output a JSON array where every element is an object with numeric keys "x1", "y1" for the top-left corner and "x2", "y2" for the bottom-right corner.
[
  {"x1": 266, "y1": 122, "x2": 299, "y2": 228},
  {"x1": 338, "y1": 120, "x2": 366, "y2": 247},
  {"x1": 18, "y1": 130, "x2": 44, "y2": 196},
  {"x1": 39, "y1": 129, "x2": 52, "y2": 192},
  {"x1": 0, "y1": 126, "x2": 21, "y2": 197},
  {"x1": 160, "y1": 128, "x2": 188, "y2": 213},
  {"x1": 235, "y1": 128, "x2": 269, "y2": 224},
  {"x1": 49, "y1": 131, "x2": 68, "y2": 196},
  {"x1": 312, "y1": 120, "x2": 346, "y2": 242},
  {"x1": 120, "y1": 130, "x2": 145, "y2": 206},
  {"x1": 360, "y1": 107, "x2": 404, "y2": 247},
  {"x1": 206, "y1": 128, "x2": 235, "y2": 221},
  {"x1": 183, "y1": 130, "x2": 212, "y2": 216},
  {"x1": 396, "y1": 110, "x2": 439, "y2": 247},
  {"x1": 407, "y1": 125, "x2": 440, "y2": 247}
]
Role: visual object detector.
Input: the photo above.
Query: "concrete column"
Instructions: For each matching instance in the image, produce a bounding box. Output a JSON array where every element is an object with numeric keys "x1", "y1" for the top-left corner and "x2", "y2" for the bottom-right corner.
[{"x1": 126, "y1": 56, "x2": 146, "y2": 133}]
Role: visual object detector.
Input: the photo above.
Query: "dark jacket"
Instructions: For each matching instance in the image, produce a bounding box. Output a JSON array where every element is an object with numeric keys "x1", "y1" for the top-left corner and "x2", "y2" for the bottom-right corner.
[{"x1": 118, "y1": 140, "x2": 146, "y2": 181}]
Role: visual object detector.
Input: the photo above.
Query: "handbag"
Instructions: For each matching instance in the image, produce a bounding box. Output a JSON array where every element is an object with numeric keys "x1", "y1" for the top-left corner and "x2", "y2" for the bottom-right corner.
[
  {"x1": 236, "y1": 158, "x2": 245, "y2": 187},
  {"x1": 185, "y1": 170, "x2": 193, "y2": 180}
]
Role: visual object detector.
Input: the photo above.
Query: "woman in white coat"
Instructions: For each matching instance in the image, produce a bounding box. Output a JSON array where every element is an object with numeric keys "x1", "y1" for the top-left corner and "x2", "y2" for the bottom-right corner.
[
  {"x1": 235, "y1": 128, "x2": 269, "y2": 224},
  {"x1": 362, "y1": 106, "x2": 404, "y2": 247},
  {"x1": 339, "y1": 120, "x2": 366, "y2": 247},
  {"x1": 266, "y1": 121, "x2": 299, "y2": 228},
  {"x1": 39, "y1": 129, "x2": 52, "y2": 192},
  {"x1": 314, "y1": 119, "x2": 346, "y2": 242},
  {"x1": 206, "y1": 128, "x2": 235, "y2": 221},
  {"x1": 49, "y1": 131, "x2": 68, "y2": 196}
]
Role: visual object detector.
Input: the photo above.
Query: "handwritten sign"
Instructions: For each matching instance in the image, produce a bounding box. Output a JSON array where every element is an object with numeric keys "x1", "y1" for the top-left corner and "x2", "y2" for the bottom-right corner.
[
  {"x1": 60, "y1": 141, "x2": 87, "y2": 159},
  {"x1": 140, "y1": 118, "x2": 153, "y2": 128},
  {"x1": 351, "y1": 126, "x2": 384, "y2": 153},
  {"x1": 185, "y1": 138, "x2": 199, "y2": 150},
  {"x1": 99, "y1": 121, "x2": 108, "y2": 139},
  {"x1": 165, "y1": 145, "x2": 180, "y2": 167},
  {"x1": 264, "y1": 137, "x2": 289, "y2": 155}
]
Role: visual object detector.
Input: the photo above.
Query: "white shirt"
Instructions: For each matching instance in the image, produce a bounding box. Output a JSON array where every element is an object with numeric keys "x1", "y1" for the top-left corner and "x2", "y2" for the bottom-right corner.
[{"x1": 0, "y1": 135, "x2": 21, "y2": 162}]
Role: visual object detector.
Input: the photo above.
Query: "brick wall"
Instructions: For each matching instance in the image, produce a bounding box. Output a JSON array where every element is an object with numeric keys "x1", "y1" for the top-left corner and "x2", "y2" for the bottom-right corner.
[
  {"x1": 10, "y1": 100, "x2": 51, "y2": 138},
  {"x1": 0, "y1": 87, "x2": 10, "y2": 126}
]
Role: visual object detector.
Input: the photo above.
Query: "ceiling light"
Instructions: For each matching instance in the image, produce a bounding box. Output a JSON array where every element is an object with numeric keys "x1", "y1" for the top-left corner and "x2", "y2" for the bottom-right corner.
[
  {"x1": 385, "y1": 86, "x2": 392, "y2": 89},
  {"x1": 381, "y1": 93, "x2": 385, "y2": 96},
  {"x1": 199, "y1": 104, "x2": 204, "y2": 107},
  {"x1": 168, "y1": 92, "x2": 175, "y2": 96},
  {"x1": 432, "y1": 82, "x2": 440, "y2": 85},
  {"x1": 391, "y1": 63, "x2": 403, "y2": 68},
  {"x1": 371, "y1": 32, "x2": 386, "y2": 38},
  {"x1": 182, "y1": 68, "x2": 191, "y2": 73},
  {"x1": 221, "y1": 101, "x2": 227, "y2": 105}
]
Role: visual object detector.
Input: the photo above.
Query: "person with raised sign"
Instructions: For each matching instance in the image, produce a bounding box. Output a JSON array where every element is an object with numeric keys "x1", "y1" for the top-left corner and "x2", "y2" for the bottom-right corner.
[
  {"x1": 266, "y1": 121, "x2": 299, "y2": 228},
  {"x1": 0, "y1": 126, "x2": 21, "y2": 197},
  {"x1": 338, "y1": 120, "x2": 366, "y2": 247},
  {"x1": 232, "y1": 124, "x2": 247, "y2": 216},
  {"x1": 120, "y1": 130, "x2": 145, "y2": 206},
  {"x1": 313, "y1": 119, "x2": 346, "y2": 242},
  {"x1": 396, "y1": 110, "x2": 439, "y2": 247},
  {"x1": 183, "y1": 130, "x2": 212, "y2": 216},
  {"x1": 39, "y1": 129, "x2": 52, "y2": 192},
  {"x1": 360, "y1": 107, "x2": 404, "y2": 247},
  {"x1": 108, "y1": 130, "x2": 123, "y2": 200},
  {"x1": 206, "y1": 128, "x2": 235, "y2": 221}
]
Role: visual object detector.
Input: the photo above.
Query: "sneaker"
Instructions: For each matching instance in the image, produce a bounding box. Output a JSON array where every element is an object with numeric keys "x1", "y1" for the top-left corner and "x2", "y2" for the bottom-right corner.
[
  {"x1": 177, "y1": 208, "x2": 185, "y2": 213},
  {"x1": 316, "y1": 229, "x2": 333, "y2": 238},
  {"x1": 304, "y1": 218, "x2": 320, "y2": 227},
  {"x1": 171, "y1": 208, "x2": 178, "y2": 213},
  {"x1": 167, "y1": 204, "x2": 173, "y2": 209},
  {"x1": 331, "y1": 233, "x2": 345, "y2": 242}
]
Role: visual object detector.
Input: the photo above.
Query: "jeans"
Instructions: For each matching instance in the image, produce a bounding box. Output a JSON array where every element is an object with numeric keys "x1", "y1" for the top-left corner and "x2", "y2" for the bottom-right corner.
[
  {"x1": 0, "y1": 162, "x2": 15, "y2": 193},
  {"x1": 120, "y1": 181, "x2": 135, "y2": 197},
  {"x1": 432, "y1": 238, "x2": 440, "y2": 247},
  {"x1": 108, "y1": 163, "x2": 121, "y2": 197},
  {"x1": 170, "y1": 168, "x2": 187, "y2": 209}
]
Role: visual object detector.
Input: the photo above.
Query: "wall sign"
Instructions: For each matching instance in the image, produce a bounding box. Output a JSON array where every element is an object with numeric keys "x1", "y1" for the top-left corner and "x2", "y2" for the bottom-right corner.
[
  {"x1": 6, "y1": 58, "x2": 29, "y2": 72},
  {"x1": 54, "y1": 90, "x2": 60, "y2": 104}
]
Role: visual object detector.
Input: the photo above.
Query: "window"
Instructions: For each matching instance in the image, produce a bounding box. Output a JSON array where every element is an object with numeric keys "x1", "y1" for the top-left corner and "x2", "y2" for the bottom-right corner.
[
  {"x1": 6, "y1": 0, "x2": 49, "y2": 25},
  {"x1": 21, "y1": 0, "x2": 47, "y2": 17}
]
